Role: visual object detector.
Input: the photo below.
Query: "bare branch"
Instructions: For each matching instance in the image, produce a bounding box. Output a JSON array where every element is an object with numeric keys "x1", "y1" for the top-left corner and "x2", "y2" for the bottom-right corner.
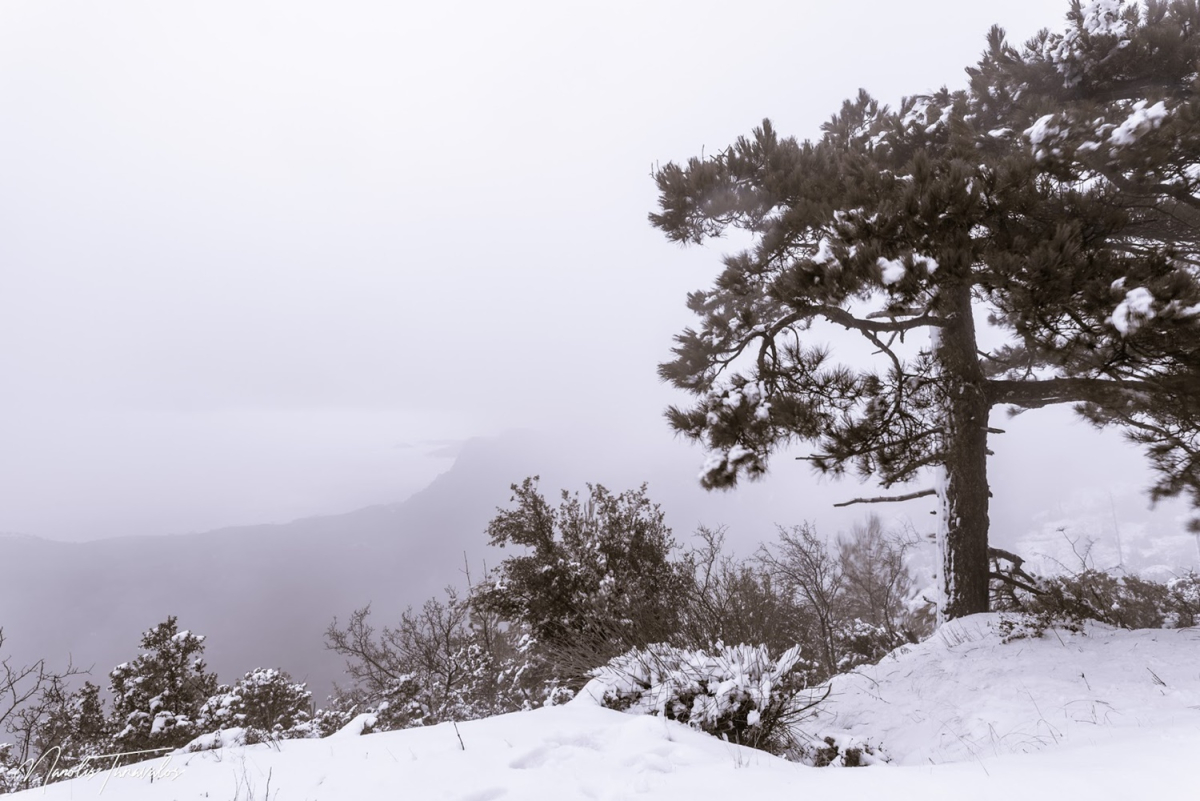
[
  {"x1": 866, "y1": 308, "x2": 926, "y2": 319},
  {"x1": 803, "y1": 304, "x2": 947, "y2": 333},
  {"x1": 833, "y1": 488, "x2": 937, "y2": 508},
  {"x1": 987, "y1": 376, "x2": 1153, "y2": 409}
]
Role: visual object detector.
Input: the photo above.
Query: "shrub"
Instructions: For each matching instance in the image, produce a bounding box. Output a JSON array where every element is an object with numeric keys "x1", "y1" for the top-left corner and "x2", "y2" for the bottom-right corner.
[
  {"x1": 197, "y1": 668, "x2": 312, "y2": 743},
  {"x1": 997, "y1": 611, "x2": 1083, "y2": 643},
  {"x1": 0, "y1": 630, "x2": 91, "y2": 792},
  {"x1": 676, "y1": 526, "x2": 811, "y2": 658},
  {"x1": 833, "y1": 619, "x2": 908, "y2": 673},
  {"x1": 473, "y1": 478, "x2": 689, "y2": 666},
  {"x1": 996, "y1": 566, "x2": 1200, "y2": 636},
  {"x1": 9, "y1": 679, "x2": 110, "y2": 787},
  {"x1": 326, "y1": 588, "x2": 531, "y2": 731},
  {"x1": 791, "y1": 734, "x2": 888, "y2": 767},
  {"x1": 757, "y1": 517, "x2": 930, "y2": 680},
  {"x1": 590, "y1": 643, "x2": 822, "y2": 755},
  {"x1": 305, "y1": 706, "x2": 354, "y2": 739}
]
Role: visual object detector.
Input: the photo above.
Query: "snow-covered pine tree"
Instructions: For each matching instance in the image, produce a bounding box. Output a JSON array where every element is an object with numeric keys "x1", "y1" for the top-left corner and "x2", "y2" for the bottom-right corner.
[
  {"x1": 108, "y1": 617, "x2": 219, "y2": 753},
  {"x1": 652, "y1": 0, "x2": 1200, "y2": 620}
]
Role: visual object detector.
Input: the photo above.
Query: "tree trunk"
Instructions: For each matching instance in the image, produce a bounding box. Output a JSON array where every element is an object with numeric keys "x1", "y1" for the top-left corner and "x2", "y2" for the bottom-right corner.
[{"x1": 934, "y1": 283, "x2": 992, "y2": 622}]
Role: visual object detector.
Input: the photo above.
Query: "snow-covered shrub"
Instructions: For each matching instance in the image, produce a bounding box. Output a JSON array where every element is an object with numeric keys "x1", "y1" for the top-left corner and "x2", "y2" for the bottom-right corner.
[
  {"x1": 181, "y1": 727, "x2": 247, "y2": 753},
  {"x1": 997, "y1": 611, "x2": 1084, "y2": 643},
  {"x1": 0, "y1": 743, "x2": 23, "y2": 794},
  {"x1": 590, "y1": 643, "x2": 821, "y2": 755},
  {"x1": 327, "y1": 587, "x2": 531, "y2": 730},
  {"x1": 197, "y1": 668, "x2": 312, "y2": 744},
  {"x1": 1165, "y1": 572, "x2": 1200, "y2": 627},
  {"x1": 363, "y1": 676, "x2": 428, "y2": 734},
  {"x1": 0, "y1": 632, "x2": 97, "y2": 792},
  {"x1": 472, "y1": 479, "x2": 690, "y2": 665},
  {"x1": 834, "y1": 619, "x2": 908, "y2": 672},
  {"x1": 305, "y1": 706, "x2": 354, "y2": 739},
  {"x1": 791, "y1": 734, "x2": 888, "y2": 767},
  {"x1": 997, "y1": 567, "x2": 1200, "y2": 634}
]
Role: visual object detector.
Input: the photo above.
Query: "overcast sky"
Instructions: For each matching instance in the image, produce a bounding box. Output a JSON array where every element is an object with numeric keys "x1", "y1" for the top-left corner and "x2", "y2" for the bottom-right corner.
[{"x1": 1, "y1": 0, "x2": 1191, "y2": 553}]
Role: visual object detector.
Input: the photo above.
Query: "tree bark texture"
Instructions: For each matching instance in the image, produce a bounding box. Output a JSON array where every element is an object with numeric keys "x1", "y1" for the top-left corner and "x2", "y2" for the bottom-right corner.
[{"x1": 934, "y1": 283, "x2": 992, "y2": 621}]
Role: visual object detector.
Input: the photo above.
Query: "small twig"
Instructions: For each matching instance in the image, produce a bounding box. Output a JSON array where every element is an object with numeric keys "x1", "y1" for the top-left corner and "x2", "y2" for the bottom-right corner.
[
  {"x1": 453, "y1": 722, "x2": 465, "y2": 751},
  {"x1": 833, "y1": 488, "x2": 936, "y2": 508}
]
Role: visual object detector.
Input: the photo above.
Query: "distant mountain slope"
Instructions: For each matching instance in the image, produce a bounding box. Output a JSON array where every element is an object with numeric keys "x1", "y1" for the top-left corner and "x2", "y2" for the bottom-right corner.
[{"x1": 0, "y1": 432, "x2": 555, "y2": 701}]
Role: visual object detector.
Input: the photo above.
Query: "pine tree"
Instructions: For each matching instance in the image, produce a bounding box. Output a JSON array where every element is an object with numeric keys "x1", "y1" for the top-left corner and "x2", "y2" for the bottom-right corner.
[
  {"x1": 651, "y1": 0, "x2": 1200, "y2": 620},
  {"x1": 108, "y1": 616, "x2": 219, "y2": 754}
]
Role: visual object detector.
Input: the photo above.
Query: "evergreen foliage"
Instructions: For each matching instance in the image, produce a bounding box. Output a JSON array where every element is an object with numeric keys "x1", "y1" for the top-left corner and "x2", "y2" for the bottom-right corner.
[
  {"x1": 473, "y1": 478, "x2": 690, "y2": 666},
  {"x1": 108, "y1": 616, "x2": 219, "y2": 753},
  {"x1": 651, "y1": 0, "x2": 1200, "y2": 619}
]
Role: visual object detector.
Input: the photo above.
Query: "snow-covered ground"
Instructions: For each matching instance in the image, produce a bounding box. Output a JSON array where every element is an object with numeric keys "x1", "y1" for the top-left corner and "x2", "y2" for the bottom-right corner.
[{"x1": 12, "y1": 614, "x2": 1199, "y2": 800}]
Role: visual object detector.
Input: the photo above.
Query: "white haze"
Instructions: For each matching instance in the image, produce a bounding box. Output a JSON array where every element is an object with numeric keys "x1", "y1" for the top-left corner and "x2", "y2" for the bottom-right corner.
[{"x1": 0, "y1": 0, "x2": 1192, "y2": 567}]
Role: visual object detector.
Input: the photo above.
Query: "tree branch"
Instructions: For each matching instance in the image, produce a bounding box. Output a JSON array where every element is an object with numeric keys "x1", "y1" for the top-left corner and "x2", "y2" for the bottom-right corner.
[
  {"x1": 804, "y1": 304, "x2": 947, "y2": 333},
  {"x1": 986, "y1": 377, "x2": 1153, "y2": 409},
  {"x1": 866, "y1": 308, "x2": 926, "y2": 319},
  {"x1": 833, "y1": 488, "x2": 937, "y2": 508}
]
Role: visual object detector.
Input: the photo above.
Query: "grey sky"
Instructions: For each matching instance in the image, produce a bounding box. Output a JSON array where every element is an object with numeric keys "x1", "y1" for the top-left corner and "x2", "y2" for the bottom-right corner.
[{"x1": 2, "y1": 0, "x2": 1187, "y2": 554}]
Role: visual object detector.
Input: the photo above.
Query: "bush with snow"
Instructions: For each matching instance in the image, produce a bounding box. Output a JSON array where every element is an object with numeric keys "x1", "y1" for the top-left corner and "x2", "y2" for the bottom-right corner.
[
  {"x1": 472, "y1": 478, "x2": 689, "y2": 665},
  {"x1": 792, "y1": 733, "x2": 888, "y2": 767},
  {"x1": 588, "y1": 642, "x2": 821, "y2": 755},
  {"x1": 833, "y1": 618, "x2": 909, "y2": 673},
  {"x1": 0, "y1": 743, "x2": 22, "y2": 794},
  {"x1": 326, "y1": 588, "x2": 535, "y2": 732},
  {"x1": 994, "y1": 564, "x2": 1200, "y2": 635},
  {"x1": 196, "y1": 668, "x2": 312, "y2": 744},
  {"x1": 305, "y1": 706, "x2": 355, "y2": 739}
]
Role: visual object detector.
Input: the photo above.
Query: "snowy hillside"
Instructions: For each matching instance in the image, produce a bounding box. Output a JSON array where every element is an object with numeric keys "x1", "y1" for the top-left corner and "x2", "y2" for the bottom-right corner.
[
  {"x1": 11, "y1": 614, "x2": 1199, "y2": 800},
  {"x1": 805, "y1": 614, "x2": 1200, "y2": 765}
]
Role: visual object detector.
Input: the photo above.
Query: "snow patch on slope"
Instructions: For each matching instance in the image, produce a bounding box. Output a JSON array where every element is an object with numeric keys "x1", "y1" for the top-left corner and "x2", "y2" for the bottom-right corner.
[{"x1": 805, "y1": 614, "x2": 1200, "y2": 765}]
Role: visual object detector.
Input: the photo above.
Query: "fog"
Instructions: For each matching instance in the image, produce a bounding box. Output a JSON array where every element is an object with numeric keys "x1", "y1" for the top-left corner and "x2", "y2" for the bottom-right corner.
[{"x1": 1, "y1": 0, "x2": 1188, "y2": 556}]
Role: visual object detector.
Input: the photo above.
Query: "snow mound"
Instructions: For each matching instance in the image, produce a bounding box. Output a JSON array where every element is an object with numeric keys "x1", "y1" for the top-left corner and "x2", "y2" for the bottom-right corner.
[{"x1": 805, "y1": 613, "x2": 1200, "y2": 765}]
